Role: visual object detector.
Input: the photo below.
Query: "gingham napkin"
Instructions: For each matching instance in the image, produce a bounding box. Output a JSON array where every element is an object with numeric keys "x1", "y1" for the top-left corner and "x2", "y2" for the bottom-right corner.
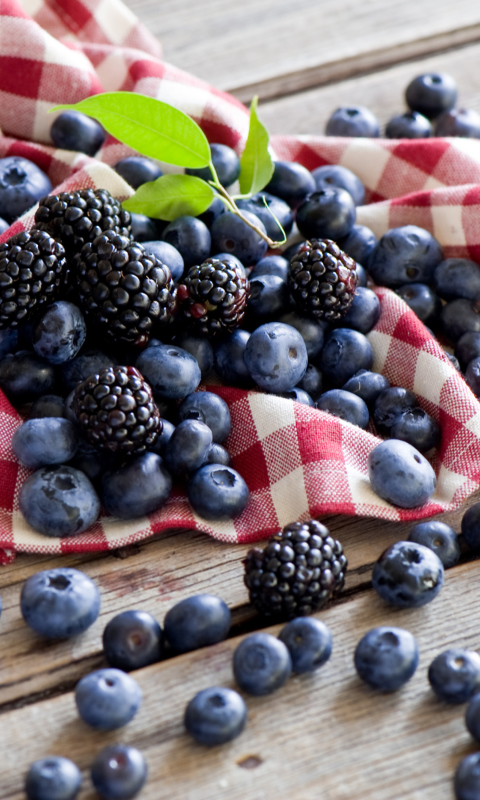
[{"x1": 1, "y1": 0, "x2": 480, "y2": 560}]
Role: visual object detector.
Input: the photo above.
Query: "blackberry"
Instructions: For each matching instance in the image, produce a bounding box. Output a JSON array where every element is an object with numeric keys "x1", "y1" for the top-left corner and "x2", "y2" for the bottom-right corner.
[
  {"x1": 34, "y1": 188, "x2": 131, "y2": 255},
  {"x1": 0, "y1": 229, "x2": 67, "y2": 328},
  {"x1": 288, "y1": 238, "x2": 358, "y2": 321},
  {"x1": 73, "y1": 231, "x2": 176, "y2": 346},
  {"x1": 177, "y1": 257, "x2": 249, "y2": 336},
  {"x1": 244, "y1": 519, "x2": 347, "y2": 619},
  {"x1": 72, "y1": 365, "x2": 162, "y2": 456}
]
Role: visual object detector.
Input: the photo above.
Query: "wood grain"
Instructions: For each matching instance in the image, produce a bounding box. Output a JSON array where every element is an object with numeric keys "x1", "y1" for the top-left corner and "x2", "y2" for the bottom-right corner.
[
  {"x1": 124, "y1": 0, "x2": 480, "y2": 101},
  {"x1": 2, "y1": 559, "x2": 480, "y2": 799}
]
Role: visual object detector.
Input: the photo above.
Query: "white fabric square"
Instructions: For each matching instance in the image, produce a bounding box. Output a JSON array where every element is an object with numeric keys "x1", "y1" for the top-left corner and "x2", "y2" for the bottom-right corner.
[
  {"x1": 464, "y1": 410, "x2": 480, "y2": 436},
  {"x1": 20, "y1": 0, "x2": 44, "y2": 15},
  {"x1": 339, "y1": 141, "x2": 391, "y2": 192},
  {"x1": 367, "y1": 330, "x2": 392, "y2": 376},
  {"x1": 432, "y1": 464, "x2": 469, "y2": 505},
  {"x1": 101, "y1": 514, "x2": 152, "y2": 542},
  {"x1": 12, "y1": 508, "x2": 63, "y2": 550},
  {"x1": 248, "y1": 393, "x2": 296, "y2": 441},
  {"x1": 270, "y1": 465, "x2": 309, "y2": 525},
  {"x1": 423, "y1": 174, "x2": 445, "y2": 190},
  {"x1": 356, "y1": 203, "x2": 390, "y2": 238},
  {"x1": 431, "y1": 204, "x2": 466, "y2": 247},
  {"x1": 413, "y1": 349, "x2": 452, "y2": 405},
  {"x1": 94, "y1": 51, "x2": 130, "y2": 91},
  {"x1": 94, "y1": 0, "x2": 137, "y2": 45}
]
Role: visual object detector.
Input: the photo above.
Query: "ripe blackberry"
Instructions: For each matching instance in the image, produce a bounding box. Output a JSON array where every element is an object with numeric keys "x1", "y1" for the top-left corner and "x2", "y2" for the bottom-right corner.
[
  {"x1": 0, "y1": 229, "x2": 67, "y2": 328},
  {"x1": 72, "y1": 365, "x2": 161, "y2": 456},
  {"x1": 244, "y1": 519, "x2": 347, "y2": 619},
  {"x1": 177, "y1": 257, "x2": 249, "y2": 335},
  {"x1": 73, "y1": 231, "x2": 177, "y2": 346},
  {"x1": 34, "y1": 188, "x2": 131, "y2": 255},
  {"x1": 288, "y1": 238, "x2": 358, "y2": 321}
]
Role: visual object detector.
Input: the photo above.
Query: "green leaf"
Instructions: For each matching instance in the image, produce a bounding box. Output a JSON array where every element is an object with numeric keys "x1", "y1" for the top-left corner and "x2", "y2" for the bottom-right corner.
[
  {"x1": 51, "y1": 92, "x2": 211, "y2": 168},
  {"x1": 238, "y1": 96, "x2": 274, "y2": 195},
  {"x1": 122, "y1": 174, "x2": 217, "y2": 221}
]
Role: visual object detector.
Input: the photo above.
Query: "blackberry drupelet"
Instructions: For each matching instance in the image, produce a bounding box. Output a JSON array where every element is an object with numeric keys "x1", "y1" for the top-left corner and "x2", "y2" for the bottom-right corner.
[
  {"x1": 72, "y1": 365, "x2": 161, "y2": 456},
  {"x1": 0, "y1": 229, "x2": 67, "y2": 327},
  {"x1": 34, "y1": 188, "x2": 131, "y2": 255},
  {"x1": 177, "y1": 257, "x2": 249, "y2": 336},
  {"x1": 73, "y1": 231, "x2": 176, "y2": 346},
  {"x1": 244, "y1": 519, "x2": 347, "y2": 619},
  {"x1": 288, "y1": 238, "x2": 358, "y2": 321}
]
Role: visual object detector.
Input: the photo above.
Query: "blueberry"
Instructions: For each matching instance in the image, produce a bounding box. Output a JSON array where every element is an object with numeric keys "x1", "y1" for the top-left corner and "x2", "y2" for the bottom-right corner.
[
  {"x1": 0, "y1": 156, "x2": 52, "y2": 223},
  {"x1": 244, "y1": 321, "x2": 308, "y2": 392},
  {"x1": 466, "y1": 693, "x2": 480, "y2": 741},
  {"x1": 12, "y1": 417, "x2": 79, "y2": 469},
  {"x1": 368, "y1": 225, "x2": 443, "y2": 288},
  {"x1": 178, "y1": 391, "x2": 231, "y2": 443},
  {"x1": 405, "y1": 72, "x2": 457, "y2": 119},
  {"x1": 434, "y1": 258, "x2": 480, "y2": 302},
  {"x1": 340, "y1": 286, "x2": 381, "y2": 334},
  {"x1": 342, "y1": 369, "x2": 390, "y2": 408},
  {"x1": 296, "y1": 362, "x2": 323, "y2": 401},
  {"x1": 27, "y1": 394, "x2": 66, "y2": 420},
  {"x1": 21, "y1": 567, "x2": 100, "y2": 638},
  {"x1": 103, "y1": 610, "x2": 163, "y2": 671},
  {"x1": 75, "y1": 667, "x2": 141, "y2": 730},
  {"x1": 101, "y1": 451, "x2": 172, "y2": 519},
  {"x1": 0, "y1": 216, "x2": 9, "y2": 235},
  {"x1": 250, "y1": 254, "x2": 289, "y2": 281},
  {"x1": 325, "y1": 106, "x2": 380, "y2": 137},
  {"x1": 136, "y1": 343, "x2": 201, "y2": 399},
  {"x1": 390, "y1": 407, "x2": 440, "y2": 452},
  {"x1": 164, "y1": 594, "x2": 230, "y2": 652},
  {"x1": 114, "y1": 156, "x2": 163, "y2": 189},
  {"x1": 441, "y1": 298, "x2": 480, "y2": 343},
  {"x1": 435, "y1": 108, "x2": 480, "y2": 138},
  {"x1": 184, "y1": 686, "x2": 247, "y2": 746},
  {"x1": 279, "y1": 387, "x2": 314, "y2": 406},
  {"x1": 0, "y1": 326, "x2": 18, "y2": 360},
  {"x1": 264, "y1": 161, "x2": 316, "y2": 209},
  {"x1": 142, "y1": 240, "x2": 184, "y2": 281},
  {"x1": 0, "y1": 350, "x2": 58, "y2": 405},
  {"x1": 373, "y1": 386, "x2": 417, "y2": 436},
  {"x1": 408, "y1": 520, "x2": 460, "y2": 568},
  {"x1": 278, "y1": 617, "x2": 332, "y2": 674},
  {"x1": 337, "y1": 224, "x2": 377, "y2": 268},
  {"x1": 163, "y1": 215, "x2": 211, "y2": 268},
  {"x1": 211, "y1": 210, "x2": 268, "y2": 265},
  {"x1": 385, "y1": 111, "x2": 431, "y2": 138},
  {"x1": 296, "y1": 187, "x2": 356, "y2": 241},
  {"x1": 149, "y1": 418, "x2": 175, "y2": 458},
  {"x1": 90, "y1": 744, "x2": 147, "y2": 800},
  {"x1": 32, "y1": 301, "x2": 86, "y2": 364},
  {"x1": 428, "y1": 649, "x2": 480, "y2": 703},
  {"x1": 236, "y1": 192, "x2": 293, "y2": 240},
  {"x1": 466, "y1": 357, "x2": 480, "y2": 396},
  {"x1": 368, "y1": 440, "x2": 437, "y2": 509},
  {"x1": 187, "y1": 464, "x2": 249, "y2": 520},
  {"x1": 354, "y1": 626, "x2": 419, "y2": 691},
  {"x1": 317, "y1": 388, "x2": 369, "y2": 428},
  {"x1": 202, "y1": 442, "x2": 231, "y2": 466},
  {"x1": 396, "y1": 282, "x2": 442, "y2": 324},
  {"x1": 173, "y1": 332, "x2": 214, "y2": 378},
  {"x1": 197, "y1": 195, "x2": 226, "y2": 228},
  {"x1": 319, "y1": 328, "x2": 374, "y2": 388},
  {"x1": 186, "y1": 143, "x2": 240, "y2": 188},
  {"x1": 454, "y1": 752, "x2": 480, "y2": 800},
  {"x1": 372, "y1": 540, "x2": 443, "y2": 606},
  {"x1": 50, "y1": 110, "x2": 105, "y2": 155},
  {"x1": 130, "y1": 213, "x2": 166, "y2": 242},
  {"x1": 311, "y1": 164, "x2": 365, "y2": 205},
  {"x1": 461, "y1": 502, "x2": 480, "y2": 551},
  {"x1": 214, "y1": 329, "x2": 254, "y2": 388},
  {"x1": 25, "y1": 756, "x2": 82, "y2": 800},
  {"x1": 19, "y1": 465, "x2": 101, "y2": 537},
  {"x1": 164, "y1": 419, "x2": 213, "y2": 478},
  {"x1": 245, "y1": 273, "x2": 290, "y2": 322},
  {"x1": 233, "y1": 632, "x2": 292, "y2": 695},
  {"x1": 279, "y1": 310, "x2": 326, "y2": 360},
  {"x1": 61, "y1": 348, "x2": 117, "y2": 393}
]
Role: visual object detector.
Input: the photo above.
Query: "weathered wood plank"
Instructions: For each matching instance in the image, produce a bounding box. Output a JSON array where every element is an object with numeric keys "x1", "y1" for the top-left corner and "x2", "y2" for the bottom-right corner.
[
  {"x1": 124, "y1": 0, "x2": 480, "y2": 102},
  {"x1": 0, "y1": 490, "x2": 477, "y2": 710},
  {"x1": 2, "y1": 558, "x2": 480, "y2": 799},
  {"x1": 258, "y1": 41, "x2": 480, "y2": 136}
]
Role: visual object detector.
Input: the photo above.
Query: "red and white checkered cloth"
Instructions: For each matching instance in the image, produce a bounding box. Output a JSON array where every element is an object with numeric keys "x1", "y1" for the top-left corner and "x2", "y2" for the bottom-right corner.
[{"x1": 1, "y1": 0, "x2": 480, "y2": 560}]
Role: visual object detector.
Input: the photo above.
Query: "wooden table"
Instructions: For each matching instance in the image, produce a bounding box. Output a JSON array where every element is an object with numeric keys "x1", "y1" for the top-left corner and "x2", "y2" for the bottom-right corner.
[{"x1": 3, "y1": 1, "x2": 480, "y2": 798}]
